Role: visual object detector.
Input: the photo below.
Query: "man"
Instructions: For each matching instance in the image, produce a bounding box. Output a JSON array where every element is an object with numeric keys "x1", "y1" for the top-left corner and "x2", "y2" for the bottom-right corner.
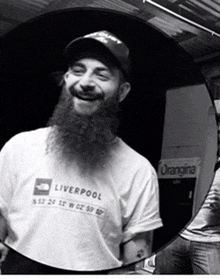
[
  {"x1": 0, "y1": 30, "x2": 162, "y2": 274},
  {"x1": 154, "y1": 160, "x2": 220, "y2": 274}
]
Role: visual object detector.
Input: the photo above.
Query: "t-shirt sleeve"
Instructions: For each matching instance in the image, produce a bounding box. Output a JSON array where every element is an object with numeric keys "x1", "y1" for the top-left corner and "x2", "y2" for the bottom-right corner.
[
  {"x1": 0, "y1": 142, "x2": 15, "y2": 218},
  {"x1": 121, "y1": 165, "x2": 163, "y2": 243}
]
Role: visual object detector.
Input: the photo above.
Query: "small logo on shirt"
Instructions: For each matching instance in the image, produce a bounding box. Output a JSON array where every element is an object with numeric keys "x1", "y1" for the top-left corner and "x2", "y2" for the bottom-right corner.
[{"x1": 33, "y1": 178, "x2": 52, "y2": 195}]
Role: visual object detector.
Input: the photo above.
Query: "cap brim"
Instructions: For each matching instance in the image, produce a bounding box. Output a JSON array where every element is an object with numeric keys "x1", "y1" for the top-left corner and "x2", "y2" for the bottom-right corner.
[
  {"x1": 63, "y1": 37, "x2": 129, "y2": 76},
  {"x1": 64, "y1": 37, "x2": 112, "y2": 61}
]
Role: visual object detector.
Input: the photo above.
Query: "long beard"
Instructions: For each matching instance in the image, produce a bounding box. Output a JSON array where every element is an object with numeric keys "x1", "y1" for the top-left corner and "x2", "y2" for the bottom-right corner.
[{"x1": 46, "y1": 87, "x2": 120, "y2": 175}]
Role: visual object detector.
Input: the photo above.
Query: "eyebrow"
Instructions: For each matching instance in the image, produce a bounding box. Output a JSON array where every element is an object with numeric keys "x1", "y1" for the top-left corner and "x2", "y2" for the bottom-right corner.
[
  {"x1": 95, "y1": 66, "x2": 111, "y2": 72},
  {"x1": 70, "y1": 61, "x2": 84, "y2": 68}
]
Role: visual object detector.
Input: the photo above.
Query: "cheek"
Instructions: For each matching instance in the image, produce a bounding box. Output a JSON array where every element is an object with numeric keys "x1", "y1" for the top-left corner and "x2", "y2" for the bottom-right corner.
[
  {"x1": 64, "y1": 73, "x2": 77, "y2": 87},
  {"x1": 102, "y1": 82, "x2": 120, "y2": 98}
]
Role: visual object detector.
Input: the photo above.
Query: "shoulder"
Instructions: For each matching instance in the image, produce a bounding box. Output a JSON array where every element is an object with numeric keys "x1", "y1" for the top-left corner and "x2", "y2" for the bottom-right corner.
[
  {"x1": 1, "y1": 127, "x2": 50, "y2": 153},
  {"x1": 111, "y1": 138, "x2": 157, "y2": 183},
  {"x1": 115, "y1": 138, "x2": 156, "y2": 172}
]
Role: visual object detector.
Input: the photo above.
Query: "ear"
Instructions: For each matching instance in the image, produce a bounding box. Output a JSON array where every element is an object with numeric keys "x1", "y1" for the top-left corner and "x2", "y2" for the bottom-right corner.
[
  {"x1": 64, "y1": 71, "x2": 70, "y2": 82},
  {"x1": 49, "y1": 71, "x2": 65, "y2": 87},
  {"x1": 119, "y1": 82, "x2": 131, "y2": 102}
]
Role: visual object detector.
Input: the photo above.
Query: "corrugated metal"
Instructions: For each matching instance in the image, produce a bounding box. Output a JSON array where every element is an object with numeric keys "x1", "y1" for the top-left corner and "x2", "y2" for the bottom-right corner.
[
  {"x1": 187, "y1": 0, "x2": 220, "y2": 18},
  {"x1": 1, "y1": 0, "x2": 220, "y2": 61},
  {"x1": 1, "y1": 0, "x2": 220, "y2": 36},
  {"x1": 148, "y1": 16, "x2": 185, "y2": 37},
  {"x1": 0, "y1": 0, "x2": 51, "y2": 12},
  {"x1": 0, "y1": 0, "x2": 140, "y2": 37},
  {"x1": 0, "y1": 0, "x2": 63, "y2": 36},
  {"x1": 148, "y1": 0, "x2": 220, "y2": 24},
  {"x1": 89, "y1": 0, "x2": 139, "y2": 13}
]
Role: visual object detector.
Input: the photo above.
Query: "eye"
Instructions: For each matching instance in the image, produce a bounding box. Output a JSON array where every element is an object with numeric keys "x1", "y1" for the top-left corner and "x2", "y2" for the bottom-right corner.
[
  {"x1": 96, "y1": 71, "x2": 110, "y2": 81},
  {"x1": 70, "y1": 65, "x2": 84, "y2": 76}
]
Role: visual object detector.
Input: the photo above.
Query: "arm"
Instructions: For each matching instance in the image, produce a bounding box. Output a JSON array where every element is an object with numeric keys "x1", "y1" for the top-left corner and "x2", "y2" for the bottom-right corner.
[
  {"x1": 0, "y1": 242, "x2": 9, "y2": 266},
  {"x1": 0, "y1": 213, "x2": 9, "y2": 266},
  {"x1": 0, "y1": 213, "x2": 8, "y2": 242},
  {"x1": 121, "y1": 231, "x2": 153, "y2": 266}
]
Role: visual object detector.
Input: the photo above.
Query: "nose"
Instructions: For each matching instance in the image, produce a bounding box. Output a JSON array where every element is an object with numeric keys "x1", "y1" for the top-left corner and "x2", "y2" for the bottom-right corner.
[{"x1": 79, "y1": 75, "x2": 95, "y2": 92}]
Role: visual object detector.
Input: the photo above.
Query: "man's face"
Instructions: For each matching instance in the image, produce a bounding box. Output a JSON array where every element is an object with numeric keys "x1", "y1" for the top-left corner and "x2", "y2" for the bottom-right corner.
[
  {"x1": 64, "y1": 57, "x2": 123, "y2": 115},
  {"x1": 47, "y1": 53, "x2": 130, "y2": 174}
]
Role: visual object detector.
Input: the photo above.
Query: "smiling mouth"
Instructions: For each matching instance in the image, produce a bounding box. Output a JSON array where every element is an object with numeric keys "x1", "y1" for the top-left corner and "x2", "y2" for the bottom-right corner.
[{"x1": 75, "y1": 92, "x2": 103, "y2": 102}]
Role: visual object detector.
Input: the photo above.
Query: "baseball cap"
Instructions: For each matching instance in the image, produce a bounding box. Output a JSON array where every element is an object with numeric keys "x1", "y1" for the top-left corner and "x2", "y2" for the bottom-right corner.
[{"x1": 63, "y1": 30, "x2": 131, "y2": 77}]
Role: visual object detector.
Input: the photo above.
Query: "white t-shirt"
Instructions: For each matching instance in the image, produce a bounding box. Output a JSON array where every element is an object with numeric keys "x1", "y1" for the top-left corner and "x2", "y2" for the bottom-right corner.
[
  {"x1": 181, "y1": 168, "x2": 220, "y2": 242},
  {"x1": 0, "y1": 127, "x2": 162, "y2": 271}
]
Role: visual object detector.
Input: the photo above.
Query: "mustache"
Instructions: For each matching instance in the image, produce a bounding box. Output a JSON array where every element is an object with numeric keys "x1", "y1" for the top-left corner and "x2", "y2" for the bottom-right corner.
[{"x1": 68, "y1": 86, "x2": 104, "y2": 101}]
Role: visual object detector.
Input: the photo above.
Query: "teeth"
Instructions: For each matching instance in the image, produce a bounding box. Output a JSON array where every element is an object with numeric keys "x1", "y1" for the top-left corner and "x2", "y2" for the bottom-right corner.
[
  {"x1": 78, "y1": 95, "x2": 96, "y2": 101},
  {"x1": 76, "y1": 93, "x2": 98, "y2": 101}
]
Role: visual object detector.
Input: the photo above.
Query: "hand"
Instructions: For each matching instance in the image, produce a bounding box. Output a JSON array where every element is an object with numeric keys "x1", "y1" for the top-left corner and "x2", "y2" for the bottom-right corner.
[{"x1": 0, "y1": 242, "x2": 9, "y2": 266}]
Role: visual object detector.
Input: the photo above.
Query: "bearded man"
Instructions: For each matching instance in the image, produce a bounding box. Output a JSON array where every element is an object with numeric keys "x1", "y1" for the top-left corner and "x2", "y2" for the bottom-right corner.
[{"x1": 0, "y1": 30, "x2": 162, "y2": 274}]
